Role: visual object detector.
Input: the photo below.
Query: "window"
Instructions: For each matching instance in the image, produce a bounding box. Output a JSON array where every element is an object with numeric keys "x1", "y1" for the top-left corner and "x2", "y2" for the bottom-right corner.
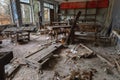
[
  {"x1": 44, "y1": 3, "x2": 54, "y2": 22},
  {"x1": 44, "y1": 3, "x2": 49, "y2": 8},
  {"x1": 21, "y1": 4, "x2": 31, "y2": 24},
  {"x1": 0, "y1": 0, "x2": 12, "y2": 25},
  {"x1": 20, "y1": 0, "x2": 30, "y2": 3},
  {"x1": 33, "y1": 0, "x2": 40, "y2": 23},
  {"x1": 44, "y1": 8, "x2": 50, "y2": 22},
  {"x1": 20, "y1": 0, "x2": 33, "y2": 24},
  {"x1": 49, "y1": 4, "x2": 53, "y2": 9},
  {"x1": 44, "y1": 2, "x2": 54, "y2": 9}
]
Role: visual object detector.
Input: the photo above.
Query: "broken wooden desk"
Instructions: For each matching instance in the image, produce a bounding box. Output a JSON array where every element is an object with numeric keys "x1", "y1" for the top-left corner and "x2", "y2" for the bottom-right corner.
[
  {"x1": 74, "y1": 23, "x2": 101, "y2": 42},
  {"x1": 25, "y1": 43, "x2": 62, "y2": 70},
  {"x1": 3, "y1": 26, "x2": 36, "y2": 43},
  {"x1": 47, "y1": 25, "x2": 71, "y2": 39}
]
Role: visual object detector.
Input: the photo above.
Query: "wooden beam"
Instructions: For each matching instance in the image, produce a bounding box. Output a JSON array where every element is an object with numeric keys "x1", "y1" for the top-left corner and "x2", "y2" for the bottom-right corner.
[
  {"x1": 97, "y1": 54, "x2": 115, "y2": 67},
  {"x1": 114, "y1": 59, "x2": 120, "y2": 73},
  {"x1": 6, "y1": 64, "x2": 21, "y2": 79},
  {"x1": 25, "y1": 43, "x2": 62, "y2": 69}
]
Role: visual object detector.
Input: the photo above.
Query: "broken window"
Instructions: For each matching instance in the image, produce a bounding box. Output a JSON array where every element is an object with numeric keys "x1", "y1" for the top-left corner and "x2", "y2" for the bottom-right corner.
[
  {"x1": 20, "y1": 0, "x2": 32, "y2": 24},
  {"x1": 21, "y1": 4, "x2": 32, "y2": 24},
  {"x1": 0, "y1": 0, "x2": 12, "y2": 25},
  {"x1": 44, "y1": 3, "x2": 54, "y2": 22},
  {"x1": 49, "y1": 4, "x2": 53, "y2": 9},
  {"x1": 20, "y1": 0, "x2": 30, "y2": 3},
  {"x1": 44, "y1": 7, "x2": 50, "y2": 22},
  {"x1": 33, "y1": 0, "x2": 40, "y2": 23}
]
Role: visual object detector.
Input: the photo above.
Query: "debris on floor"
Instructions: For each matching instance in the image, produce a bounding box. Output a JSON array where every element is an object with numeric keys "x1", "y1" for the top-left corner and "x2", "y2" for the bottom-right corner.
[
  {"x1": 65, "y1": 43, "x2": 95, "y2": 63},
  {"x1": 64, "y1": 69, "x2": 94, "y2": 80},
  {"x1": 0, "y1": 35, "x2": 120, "y2": 80}
]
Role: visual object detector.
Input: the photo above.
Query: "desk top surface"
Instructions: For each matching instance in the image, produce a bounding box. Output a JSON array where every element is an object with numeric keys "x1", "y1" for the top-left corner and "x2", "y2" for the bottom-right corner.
[
  {"x1": 47, "y1": 25, "x2": 71, "y2": 30},
  {"x1": 3, "y1": 26, "x2": 36, "y2": 33},
  {"x1": 52, "y1": 22, "x2": 68, "y2": 24}
]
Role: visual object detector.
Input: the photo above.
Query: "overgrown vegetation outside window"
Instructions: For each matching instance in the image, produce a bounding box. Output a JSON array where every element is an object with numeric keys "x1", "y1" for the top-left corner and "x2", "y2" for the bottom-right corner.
[{"x1": 0, "y1": 0, "x2": 12, "y2": 25}]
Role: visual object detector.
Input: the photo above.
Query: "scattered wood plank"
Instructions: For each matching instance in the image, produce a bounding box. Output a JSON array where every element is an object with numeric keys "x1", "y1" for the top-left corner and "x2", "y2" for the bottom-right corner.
[
  {"x1": 25, "y1": 46, "x2": 46, "y2": 58},
  {"x1": 79, "y1": 44, "x2": 94, "y2": 58},
  {"x1": 27, "y1": 44, "x2": 62, "y2": 61},
  {"x1": 24, "y1": 37, "x2": 61, "y2": 58},
  {"x1": 64, "y1": 70, "x2": 93, "y2": 80},
  {"x1": 114, "y1": 59, "x2": 120, "y2": 73},
  {"x1": 80, "y1": 44, "x2": 93, "y2": 53},
  {"x1": 33, "y1": 48, "x2": 55, "y2": 62},
  {"x1": 97, "y1": 54, "x2": 115, "y2": 67},
  {"x1": 69, "y1": 44, "x2": 94, "y2": 58},
  {"x1": 6, "y1": 64, "x2": 21, "y2": 80},
  {"x1": 25, "y1": 59, "x2": 40, "y2": 69},
  {"x1": 25, "y1": 43, "x2": 62, "y2": 69}
]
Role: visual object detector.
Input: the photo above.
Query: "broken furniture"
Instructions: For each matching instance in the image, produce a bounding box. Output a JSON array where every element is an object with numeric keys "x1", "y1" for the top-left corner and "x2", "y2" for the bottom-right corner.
[
  {"x1": 25, "y1": 43, "x2": 62, "y2": 70},
  {"x1": 65, "y1": 70, "x2": 93, "y2": 80},
  {"x1": 66, "y1": 43, "x2": 94, "y2": 62},
  {"x1": 3, "y1": 26, "x2": 36, "y2": 43},
  {"x1": 74, "y1": 23, "x2": 101, "y2": 42},
  {"x1": 0, "y1": 51, "x2": 13, "y2": 80},
  {"x1": 47, "y1": 25, "x2": 71, "y2": 39}
]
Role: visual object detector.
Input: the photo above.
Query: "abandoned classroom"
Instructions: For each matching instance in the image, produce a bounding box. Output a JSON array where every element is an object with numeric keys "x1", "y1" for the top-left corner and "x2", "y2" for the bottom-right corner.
[{"x1": 0, "y1": 0, "x2": 120, "y2": 80}]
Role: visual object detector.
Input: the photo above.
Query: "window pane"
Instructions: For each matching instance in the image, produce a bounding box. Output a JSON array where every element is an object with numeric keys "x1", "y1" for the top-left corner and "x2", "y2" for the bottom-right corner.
[
  {"x1": 44, "y1": 8, "x2": 50, "y2": 21},
  {"x1": 0, "y1": 0, "x2": 12, "y2": 25},
  {"x1": 50, "y1": 4, "x2": 53, "y2": 9},
  {"x1": 44, "y1": 3, "x2": 49, "y2": 7},
  {"x1": 33, "y1": 0, "x2": 39, "y2": 22},
  {"x1": 20, "y1": 0, "x2": 30, "y2": 3},
  {"x1": 21, "y1": 4, "x2": 31, "y2": 23}
]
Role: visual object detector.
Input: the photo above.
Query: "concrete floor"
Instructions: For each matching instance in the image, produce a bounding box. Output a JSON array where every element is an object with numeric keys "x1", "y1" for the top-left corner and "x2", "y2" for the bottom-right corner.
[{"x1": 0, "y1": 34, "x2": 120, "y2": 80}]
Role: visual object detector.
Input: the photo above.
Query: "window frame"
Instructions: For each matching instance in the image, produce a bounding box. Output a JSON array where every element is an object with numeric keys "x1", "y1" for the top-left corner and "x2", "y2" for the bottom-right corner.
[
  {"x1": 0, "y1": 0, "x2": 13, "y2": 25},
  {"x1": 20, "y1": 0, "x2": 32, "y2": 24}
]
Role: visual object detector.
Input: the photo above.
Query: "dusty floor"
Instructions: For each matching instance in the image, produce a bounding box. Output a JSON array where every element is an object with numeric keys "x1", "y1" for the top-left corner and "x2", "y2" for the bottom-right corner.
[{"x1": 0, "y1": 34, "x2": 120, "y2": 80}]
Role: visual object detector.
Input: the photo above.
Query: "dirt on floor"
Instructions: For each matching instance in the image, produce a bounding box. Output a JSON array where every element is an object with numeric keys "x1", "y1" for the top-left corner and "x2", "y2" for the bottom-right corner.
[{"x1": 0, "y1": 34, "x2": 120, "y2": 80}]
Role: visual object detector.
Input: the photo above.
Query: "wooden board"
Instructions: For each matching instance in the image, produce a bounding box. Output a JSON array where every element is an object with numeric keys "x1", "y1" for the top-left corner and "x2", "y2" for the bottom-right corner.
[
  {"x1": 27, "y1": 43, "x2": 62, "y2": 61},
  {"x1": 25, "y1": 43, "x2": 62, "y2": 69}
]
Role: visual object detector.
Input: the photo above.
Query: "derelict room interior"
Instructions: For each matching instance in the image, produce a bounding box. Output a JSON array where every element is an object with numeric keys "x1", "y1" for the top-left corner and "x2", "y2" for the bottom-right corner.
[{"x1": 0, "y1": 0, "x2": 120, "y2": 80}]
